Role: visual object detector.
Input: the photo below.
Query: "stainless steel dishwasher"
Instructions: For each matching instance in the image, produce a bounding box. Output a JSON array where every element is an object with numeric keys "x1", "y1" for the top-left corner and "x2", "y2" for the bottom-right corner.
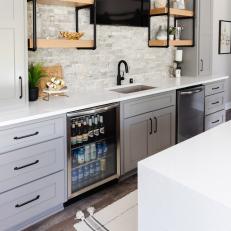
[{"x1": 176, "y1": 85, "x2": 205, "y2": 143}]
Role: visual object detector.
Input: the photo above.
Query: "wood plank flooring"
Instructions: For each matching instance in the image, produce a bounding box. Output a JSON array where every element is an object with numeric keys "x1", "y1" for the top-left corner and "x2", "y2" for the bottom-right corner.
[{"x1": 24, "y1": 175, "x2": 137, "y2": 231}]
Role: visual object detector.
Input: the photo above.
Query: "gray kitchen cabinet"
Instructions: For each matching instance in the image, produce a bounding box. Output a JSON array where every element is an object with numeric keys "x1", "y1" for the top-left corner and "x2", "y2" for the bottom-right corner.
[
  {"x1": 124, "y1": 112, "x2": 153, "y2": 173},
  {"x1": 204, "y1": 81, "x2": 226, "y2": 131},
  {"x1": 152, "y1": 107, "x2": 176, "y2": 155},
  {"x1": 122, "y1": 93, "x2": 176, "y2": 174},
  {"x1": 181, "y1": 0, "x2": 212, "y2": 76},
  {"x1": 0, "y1": 0, "x2": 27, "y2": 109}
]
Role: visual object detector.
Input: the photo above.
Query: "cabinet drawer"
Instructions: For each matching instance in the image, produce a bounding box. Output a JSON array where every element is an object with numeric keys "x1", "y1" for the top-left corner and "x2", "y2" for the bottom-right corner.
[
  {"x1": 123, "y1": 92, "x2": 175, "y2": 118},
  {"x1": 0, "y1": 117, "x2": 65, "y2": 154},
  {"x1": 0, "y1": 138, "x2": 65, "y2": 193},
  {"x1": 0, "y1": 171, "x2": 65, "y2": 231},
  {"x1": 205, "y1": 81, "x2": 224, "y2": 96},
  {"x1": 205, "y1": 93, "x2": 225, "y2": 115},
  {"x1": 205, "y1": 110, "x2": 225, "y2": 131}
]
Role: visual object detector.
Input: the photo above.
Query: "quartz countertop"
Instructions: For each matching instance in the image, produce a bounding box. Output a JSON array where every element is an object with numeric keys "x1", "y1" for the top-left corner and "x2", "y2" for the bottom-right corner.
[
  {"x1": 138, "y1": 119, "x2": 231, "y2": 231},
  {"x1": 0, "y1": 75, "x2": 228, "y2": 128}
]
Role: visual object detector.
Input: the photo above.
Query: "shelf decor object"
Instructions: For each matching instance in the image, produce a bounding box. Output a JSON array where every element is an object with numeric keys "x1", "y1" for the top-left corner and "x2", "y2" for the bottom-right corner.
[
  {"x1": 27, "y1": 0, "x2": 96, "y2": 51},
  {"x1": 148, "y1": 0, "x2": 195, "y2": 48}
]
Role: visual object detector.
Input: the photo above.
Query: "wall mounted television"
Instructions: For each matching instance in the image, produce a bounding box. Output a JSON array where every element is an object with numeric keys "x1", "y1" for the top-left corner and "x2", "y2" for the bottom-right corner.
[{"x1": 91, "y1": 0, "x2": 149, "y2": 27}]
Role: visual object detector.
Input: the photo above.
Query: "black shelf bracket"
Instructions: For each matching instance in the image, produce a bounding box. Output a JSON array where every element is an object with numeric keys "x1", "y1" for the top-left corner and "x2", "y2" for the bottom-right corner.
[
  {"x1": 148, "y1": 0, "x2": 195, "y2": 48},
  {"x1": 27, "y1": 0, "x2": 37, "y2": 51},
  {"x1": 75, "y1": 0, "x2": 97, "y2": 50},
  {"x1": 27, "y1": 0, "x2": 97, "y2": 51}
]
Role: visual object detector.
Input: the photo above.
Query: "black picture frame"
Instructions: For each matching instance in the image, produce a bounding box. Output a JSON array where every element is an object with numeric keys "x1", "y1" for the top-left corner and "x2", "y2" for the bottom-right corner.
[{"x1": 219, "y1": 20, "x2": 231, "y2": 54}]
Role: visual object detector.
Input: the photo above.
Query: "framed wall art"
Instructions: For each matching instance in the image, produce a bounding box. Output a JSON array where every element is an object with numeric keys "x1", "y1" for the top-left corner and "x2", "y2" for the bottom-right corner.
[{"x1": 219, "y1": 20, "x2": 231, "y2": 54}]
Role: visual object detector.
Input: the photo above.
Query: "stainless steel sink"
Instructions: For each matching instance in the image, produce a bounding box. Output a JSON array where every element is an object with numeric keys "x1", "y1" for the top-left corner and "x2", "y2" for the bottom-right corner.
[{"x1": 110, "y1": 85, "x2": 155, "y2": 94}]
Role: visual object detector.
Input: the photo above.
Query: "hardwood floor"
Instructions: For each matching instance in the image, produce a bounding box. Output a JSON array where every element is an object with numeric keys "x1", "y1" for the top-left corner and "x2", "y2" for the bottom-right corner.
[{"x1": 24, "y1": 175, "x2": 137, "y2": 231}]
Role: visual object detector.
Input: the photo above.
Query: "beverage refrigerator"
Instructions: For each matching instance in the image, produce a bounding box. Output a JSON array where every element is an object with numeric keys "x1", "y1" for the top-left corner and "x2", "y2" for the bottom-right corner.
[{"x1": 66, "y1": 103, "x2": 120, "y2": 199}]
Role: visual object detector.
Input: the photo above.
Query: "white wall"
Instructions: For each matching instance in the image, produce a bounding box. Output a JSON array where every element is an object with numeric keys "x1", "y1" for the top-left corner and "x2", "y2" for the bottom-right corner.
[{"x1": 212, "y1": 0, "x2": 231, "y2": 108}]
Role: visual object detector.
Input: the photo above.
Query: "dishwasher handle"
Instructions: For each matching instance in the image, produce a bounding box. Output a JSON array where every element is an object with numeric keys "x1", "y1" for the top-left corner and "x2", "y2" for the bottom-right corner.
[
  {"x1": 180, "y1": 88, "x2": 204, "y2": 96},
  {"x1": 67, "y1": 103, "x2": 119, "y2": 118}
]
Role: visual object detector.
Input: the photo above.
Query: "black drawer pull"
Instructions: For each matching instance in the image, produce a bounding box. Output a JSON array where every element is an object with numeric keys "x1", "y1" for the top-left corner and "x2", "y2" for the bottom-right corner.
[
  {"x1": 212, "y1": 120, "x2": 220, "y2": 124},
  {"x1": 15, "y1": 195, "x2": 40, "y2": 208},
  {"x1": 14, "y1": 131, "x2": 39, "y2": 140},
  {"x1": 212, "y1": 87, "x2": 220, "y2": 90},
  {"x1": 14, "y1": 160, "x2": 39, "y2": 171},
  {"x1": 211, "y1": 101, "x2": 220, "y2": 105}
]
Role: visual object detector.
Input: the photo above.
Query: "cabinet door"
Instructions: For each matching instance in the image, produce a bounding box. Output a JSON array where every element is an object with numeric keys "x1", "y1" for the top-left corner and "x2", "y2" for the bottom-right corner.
[
  {"x1": 0, "y1": 0, "x2": 26, "y2": 109},
  {"x1": 124, "y1": 112, "x2": 153, "y2": 173},
  {"x1": 198, "y1": 0, "x2": 212, "y2": 76},
  {"x1": 151, "y1": 107, "x2": 175, "y2": 155}
]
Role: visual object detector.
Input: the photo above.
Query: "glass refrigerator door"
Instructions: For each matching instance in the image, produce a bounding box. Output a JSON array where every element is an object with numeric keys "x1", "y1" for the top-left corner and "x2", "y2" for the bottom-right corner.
[{"x1": 69, "y1": 107, "x2": 118, "y2": 196}]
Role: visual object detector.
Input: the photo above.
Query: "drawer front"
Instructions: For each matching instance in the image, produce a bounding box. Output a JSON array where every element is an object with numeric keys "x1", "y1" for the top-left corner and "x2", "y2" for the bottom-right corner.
[
  {"x1": 0, "y1": 138, "x2": 65, "y2": 193},
  {"x1": 123, "y1": 92, "x2": 176, "y2": 118},
  {"x1": 205, "y1": 81, "x2": 224, "y2": 96},
  {"x1": 0, "y1": 171, "x2": 65, "y2": 231},
  {"x1": 205, "y1": 110, "x2": 225, "y2": 131},
  {"x1": 0, "y1": 117, "x2": 65, "y2": 154},
  {"x1": 205, "y1": 93, "x2": 225, "y2": 115}
]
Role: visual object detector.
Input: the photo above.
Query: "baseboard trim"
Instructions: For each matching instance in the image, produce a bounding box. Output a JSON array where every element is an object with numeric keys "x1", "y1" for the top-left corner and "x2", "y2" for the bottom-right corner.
[{"x1": 225, "y1": 102, "x2": 231, "y2": 110}]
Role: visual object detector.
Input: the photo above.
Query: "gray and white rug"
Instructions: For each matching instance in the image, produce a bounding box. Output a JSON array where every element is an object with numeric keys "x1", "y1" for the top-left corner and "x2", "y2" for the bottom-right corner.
[{"x1": 74, "y1": 190, "x2": 137, "y2": 231}]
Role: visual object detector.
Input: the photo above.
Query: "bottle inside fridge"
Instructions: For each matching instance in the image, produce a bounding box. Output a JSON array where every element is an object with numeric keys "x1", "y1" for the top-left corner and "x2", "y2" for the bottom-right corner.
[{"x1": 67, "y1": 104, "x2": 120, "y2": 199}]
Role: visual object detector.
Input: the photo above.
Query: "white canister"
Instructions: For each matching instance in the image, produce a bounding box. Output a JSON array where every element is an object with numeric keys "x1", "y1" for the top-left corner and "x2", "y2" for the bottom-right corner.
[{"x1": 175, "y1": 68, "x2": 182, "y2": 78}]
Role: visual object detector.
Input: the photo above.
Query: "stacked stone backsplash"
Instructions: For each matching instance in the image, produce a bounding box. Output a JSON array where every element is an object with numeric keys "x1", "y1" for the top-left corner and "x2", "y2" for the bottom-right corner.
[{"x1": 28, "y1": 3, "x2": 175, "y2": 91}]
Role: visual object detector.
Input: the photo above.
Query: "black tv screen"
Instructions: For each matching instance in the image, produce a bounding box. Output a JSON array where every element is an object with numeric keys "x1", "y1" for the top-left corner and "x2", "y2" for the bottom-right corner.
[{"x1": 91, "y1": 0, "x2": 149, "y2": 27}]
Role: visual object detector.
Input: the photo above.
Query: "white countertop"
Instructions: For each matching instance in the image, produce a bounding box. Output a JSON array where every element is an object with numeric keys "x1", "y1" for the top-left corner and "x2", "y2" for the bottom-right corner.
[
  {"x1": 139, "y1": 120, "x2": 231, "y2": 210},
  {"x1": 0, "y1": 75, "x2": 228, "y2": 127}
]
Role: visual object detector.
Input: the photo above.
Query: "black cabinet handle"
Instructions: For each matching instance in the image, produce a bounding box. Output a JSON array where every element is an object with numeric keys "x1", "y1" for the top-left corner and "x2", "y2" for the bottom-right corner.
[
  {"x1": 14, "y1": 131, "x2": 39, "y2": 140},
  {"x1": 15, "y1": 195, "x2": 40, "y2": 208},
  {"x1": 154, "y1": 117, "x2": 158, "y2": 133},
  {"x1": 19, "y1": 76, "x2": 23, "y2": 99},
  {"x1": 212, "y1": 101, "x2": 220, "y2": 105},
  {"x1": 200, "y1": 59, "x2": 204, "y2": 72},
  {"x1": 149, "y1": 118, "x2": 153, "y2": 135},
  {"x1": 212, "y1": 87, "x2": 220, "y2": 90},
  {"x1": 212, "y1": 120, "x2": 220, "y2": 124},
  {"x1": 14, "y1": 160, "x2": 39, "y2": 171}
]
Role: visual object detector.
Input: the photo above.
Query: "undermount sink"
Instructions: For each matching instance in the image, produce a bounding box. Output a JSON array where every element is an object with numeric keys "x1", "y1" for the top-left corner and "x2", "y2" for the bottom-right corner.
[{"x1": 110, "y1": 85, "x2": 156, "y2": 94}]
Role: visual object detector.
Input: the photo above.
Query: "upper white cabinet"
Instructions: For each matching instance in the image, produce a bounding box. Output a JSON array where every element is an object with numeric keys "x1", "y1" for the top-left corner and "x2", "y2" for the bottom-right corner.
[
  {"x1": 181, "y1": 0, "x2": 212, "y2": 76},
  {"x1": 0, "y1": 0, "x2": 27, "y2": 110}
]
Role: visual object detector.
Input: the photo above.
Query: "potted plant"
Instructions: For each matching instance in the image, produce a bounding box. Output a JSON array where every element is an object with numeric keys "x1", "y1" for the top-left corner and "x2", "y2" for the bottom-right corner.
[
  {"x1": 28, "y1": 63, "x2": 46, "y2": 101},
  {"x1": 169, "y1": 26, "x2": 176, "y2": 40}
]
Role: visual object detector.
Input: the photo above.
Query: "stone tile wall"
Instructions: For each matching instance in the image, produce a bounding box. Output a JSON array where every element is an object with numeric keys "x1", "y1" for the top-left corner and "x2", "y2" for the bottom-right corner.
[{"x1": 28, "y1": 3, "x2": 175, "y2": 91}]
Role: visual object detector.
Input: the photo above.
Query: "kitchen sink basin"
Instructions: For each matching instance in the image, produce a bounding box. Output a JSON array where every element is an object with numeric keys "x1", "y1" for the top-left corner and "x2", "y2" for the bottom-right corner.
[{"x1": 110, "y1": 85, "x2": 156, "y2": 94}]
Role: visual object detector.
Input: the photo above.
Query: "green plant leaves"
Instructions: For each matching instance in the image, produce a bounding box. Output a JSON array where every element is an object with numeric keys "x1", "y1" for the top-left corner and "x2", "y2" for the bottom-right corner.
[{"x1": 28, "y1": 63, "x2": 46, "y2": 88}]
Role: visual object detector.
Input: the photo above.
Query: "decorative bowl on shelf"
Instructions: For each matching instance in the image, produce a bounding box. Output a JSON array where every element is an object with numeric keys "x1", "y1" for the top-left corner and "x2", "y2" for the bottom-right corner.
[{"x1": 59, "y1": 31, "x2": 84, "y2": 40}]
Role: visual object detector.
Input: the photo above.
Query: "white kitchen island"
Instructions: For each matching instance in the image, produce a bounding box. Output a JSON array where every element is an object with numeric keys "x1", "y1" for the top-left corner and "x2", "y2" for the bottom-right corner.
[{"x1": 138, "y1": 120, "x2": 231, "y2": 231}]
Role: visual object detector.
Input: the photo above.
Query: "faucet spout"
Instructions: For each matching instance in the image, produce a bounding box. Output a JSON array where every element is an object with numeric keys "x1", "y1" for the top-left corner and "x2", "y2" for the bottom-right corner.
[{"x1": 117, "y1": 60, "x2": 129, "y2": 86}]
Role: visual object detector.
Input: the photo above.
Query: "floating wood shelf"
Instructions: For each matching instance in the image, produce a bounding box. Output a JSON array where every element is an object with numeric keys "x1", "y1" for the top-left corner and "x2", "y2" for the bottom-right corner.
[
  {"x1": 28, "y1": 38, "x2": 94, "y2": 49},
  {"x1": 149, "y1": 39, "x2": 193, "y2": 47},
  {"x1": 37, "y1": 0, "x2": 94, "y2": 7},
  {"x1": 150, "y1": 8, "x2": 194, "y2": 17}
]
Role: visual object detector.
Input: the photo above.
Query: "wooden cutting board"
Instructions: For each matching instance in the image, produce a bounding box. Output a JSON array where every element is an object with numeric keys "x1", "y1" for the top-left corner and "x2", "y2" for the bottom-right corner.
[{"x1": 38, "y1": 64, "x2": 63, "y2": 97}]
